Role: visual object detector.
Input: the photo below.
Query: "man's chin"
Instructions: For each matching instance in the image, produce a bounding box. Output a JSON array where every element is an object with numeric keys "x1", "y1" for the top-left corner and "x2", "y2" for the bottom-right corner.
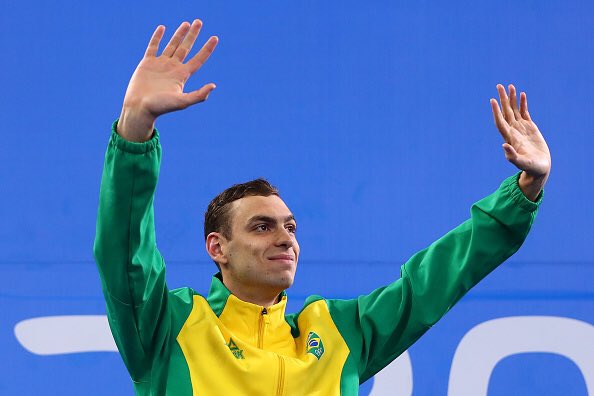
[{"x1": 267, "y1": 275, "x2": 294, "y2": 291}]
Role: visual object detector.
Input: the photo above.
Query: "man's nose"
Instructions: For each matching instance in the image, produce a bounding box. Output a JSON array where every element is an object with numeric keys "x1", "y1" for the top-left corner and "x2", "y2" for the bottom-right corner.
[{"x1": 275, "y1": 228, "x2": 294, "y2": 248}]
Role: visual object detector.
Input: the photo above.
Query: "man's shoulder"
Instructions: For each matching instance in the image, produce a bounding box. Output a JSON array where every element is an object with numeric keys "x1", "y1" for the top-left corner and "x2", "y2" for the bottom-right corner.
[
  {"x1": 169, "y1": 286, "x2": 204, "y2": 305},
  {"x1": 285, "y1": 294, "x2": 325, "y2": 318}
]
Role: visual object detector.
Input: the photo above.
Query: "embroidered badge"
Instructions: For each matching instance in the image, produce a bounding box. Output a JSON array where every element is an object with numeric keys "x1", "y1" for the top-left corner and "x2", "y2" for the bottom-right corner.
[
  {"x1": 306, "y1": 332, "x2": 324, "y2": 360},
  {"x1": 226, "y1": 338, "x2": 245, "y2": 360}
]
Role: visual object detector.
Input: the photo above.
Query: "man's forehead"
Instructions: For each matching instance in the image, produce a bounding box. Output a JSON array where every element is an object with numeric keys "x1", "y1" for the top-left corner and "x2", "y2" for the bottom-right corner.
[{"x1": 231, "y1": 195, "x2": 294, "y2": 222}]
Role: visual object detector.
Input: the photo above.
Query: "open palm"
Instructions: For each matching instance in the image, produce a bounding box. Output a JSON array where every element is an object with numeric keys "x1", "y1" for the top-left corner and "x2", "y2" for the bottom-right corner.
[
  {"x1": 119, "y1": 20, "x2": 218, "y2": 141},
  {"x1": 490, "y1": 84, "x2": 551, "y2": 179}
]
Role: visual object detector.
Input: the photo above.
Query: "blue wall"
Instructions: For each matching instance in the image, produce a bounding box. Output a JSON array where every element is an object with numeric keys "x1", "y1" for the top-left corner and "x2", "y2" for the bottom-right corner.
[{"x1": 1, "y1": 1, "x2": 593, "y2": 394}]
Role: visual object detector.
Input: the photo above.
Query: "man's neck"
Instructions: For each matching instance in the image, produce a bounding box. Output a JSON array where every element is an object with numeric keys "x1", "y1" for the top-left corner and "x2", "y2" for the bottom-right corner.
[{"x1": 222, "y1": 280, "x2": 281, "y2": 308}]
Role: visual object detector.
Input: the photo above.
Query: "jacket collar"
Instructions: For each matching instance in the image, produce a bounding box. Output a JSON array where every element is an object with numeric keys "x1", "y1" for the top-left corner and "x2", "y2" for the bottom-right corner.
[
  {"x1": 206, "y1": 273, "x2": 288, "y2": 316},
  {"x1": 206, "y1": 273, "x2": 291, "y2": 349}
]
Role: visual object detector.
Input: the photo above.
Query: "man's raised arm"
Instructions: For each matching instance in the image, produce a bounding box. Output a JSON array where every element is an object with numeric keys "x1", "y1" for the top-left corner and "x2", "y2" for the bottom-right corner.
[
  {"x1": 93, "y1": 20, "x2": 217, "y2": 386},
  {"x1": 325, "y1": 84, "x2": 551, "y2": 382}
]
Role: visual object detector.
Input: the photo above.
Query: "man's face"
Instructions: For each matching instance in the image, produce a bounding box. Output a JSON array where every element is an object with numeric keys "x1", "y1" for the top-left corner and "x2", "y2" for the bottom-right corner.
[{"x1": 219, "y1": 195, "x2": 300, "y2": 296}]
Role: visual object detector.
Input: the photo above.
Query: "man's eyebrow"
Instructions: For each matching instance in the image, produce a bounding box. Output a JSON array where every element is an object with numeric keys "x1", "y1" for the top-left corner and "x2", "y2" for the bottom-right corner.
[{"x1": 246, "y1": 214, "x2": 296, "y2": 224}]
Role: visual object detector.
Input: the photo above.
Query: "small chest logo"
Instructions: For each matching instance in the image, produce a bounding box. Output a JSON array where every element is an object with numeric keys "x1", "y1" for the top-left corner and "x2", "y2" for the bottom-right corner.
[
  {"x1": 226, "y1": 338, "x2": 245, "y2": 360},
  {"x1": 306, "y1": 332, "x2": 324, "y2": 360}
]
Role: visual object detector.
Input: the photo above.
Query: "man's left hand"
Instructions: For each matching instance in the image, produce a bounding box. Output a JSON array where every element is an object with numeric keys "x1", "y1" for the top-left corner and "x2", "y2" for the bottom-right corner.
[{"x1": 490, "y1": 84, "x2": 551, "y2": 201}]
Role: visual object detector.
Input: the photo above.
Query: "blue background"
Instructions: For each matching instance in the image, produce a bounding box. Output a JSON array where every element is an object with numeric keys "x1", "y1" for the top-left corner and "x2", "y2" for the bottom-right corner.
[{"x1": 1, "y1": 1, "x2": 593, "y2": 394}]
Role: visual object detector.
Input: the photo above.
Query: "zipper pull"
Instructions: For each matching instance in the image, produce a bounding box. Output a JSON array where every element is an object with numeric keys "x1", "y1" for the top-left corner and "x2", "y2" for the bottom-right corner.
[{"x1": 262, "y1": 308, "x2": 270, "y2": 325}]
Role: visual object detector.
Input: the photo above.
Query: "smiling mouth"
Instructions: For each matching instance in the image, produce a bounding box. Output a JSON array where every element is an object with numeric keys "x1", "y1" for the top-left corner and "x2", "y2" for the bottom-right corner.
[
  {"x1": 268, "y1": 255, "x2": 295, "y2": 262},
  {"x1": 268, "y1": 255, "x2": 295, "y2": 261}
]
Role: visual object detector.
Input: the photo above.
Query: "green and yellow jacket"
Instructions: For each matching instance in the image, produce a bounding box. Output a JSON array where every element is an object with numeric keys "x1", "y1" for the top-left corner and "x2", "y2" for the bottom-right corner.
[{"x1": 94, "y1": 123, "x2": 542, "y2": 395}]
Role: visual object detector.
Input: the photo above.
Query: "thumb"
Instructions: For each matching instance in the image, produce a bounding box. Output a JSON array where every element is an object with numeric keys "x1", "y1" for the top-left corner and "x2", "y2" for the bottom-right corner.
[
  {"x1": 502, "y1": 143, "x2": 519, "y2": 162},
  {"x1": 181, "y1": 83, "x2": 217, "y2": 108}
]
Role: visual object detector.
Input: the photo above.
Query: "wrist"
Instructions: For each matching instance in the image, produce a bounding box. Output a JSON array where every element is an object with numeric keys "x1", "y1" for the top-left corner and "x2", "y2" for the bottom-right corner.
[
  {"x1": 117, "y1": 104, "x2": 156, "y2": 142},
  {"x1": 518, "y1": 171, "x2": 548, "y2": 202}
]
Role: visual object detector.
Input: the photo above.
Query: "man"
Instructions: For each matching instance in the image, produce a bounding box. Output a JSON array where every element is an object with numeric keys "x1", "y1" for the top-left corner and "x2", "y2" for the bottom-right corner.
[{"x1": 94, "y1": 19, "x2": 551, "y2": 395}]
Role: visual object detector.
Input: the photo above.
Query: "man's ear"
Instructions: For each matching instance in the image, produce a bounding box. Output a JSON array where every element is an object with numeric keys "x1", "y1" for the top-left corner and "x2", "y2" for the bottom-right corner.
[{"x1": 206, "y1": 232, "x2": 228, "y2": 266}]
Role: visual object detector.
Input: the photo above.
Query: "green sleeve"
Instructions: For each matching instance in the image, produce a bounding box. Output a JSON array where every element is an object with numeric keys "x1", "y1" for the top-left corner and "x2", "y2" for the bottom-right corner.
[
  {"x1": 93, "y1": 121, "x2": 170, "y2": 383},
  {"x1": 326, "y1": 173, "x2": 542, "y2": 383}
]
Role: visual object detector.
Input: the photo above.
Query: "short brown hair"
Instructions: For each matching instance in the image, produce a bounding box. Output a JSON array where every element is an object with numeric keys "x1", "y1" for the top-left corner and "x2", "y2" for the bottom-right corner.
[{"x1": 204, "y1": 178, "x2": 280, "y2": 241}]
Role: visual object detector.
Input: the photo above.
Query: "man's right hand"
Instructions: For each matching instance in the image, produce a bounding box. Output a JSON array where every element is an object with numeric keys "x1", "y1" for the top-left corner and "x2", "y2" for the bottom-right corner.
[{"x1": 118, "y1": 20, "x2": 218, "y2": 142}]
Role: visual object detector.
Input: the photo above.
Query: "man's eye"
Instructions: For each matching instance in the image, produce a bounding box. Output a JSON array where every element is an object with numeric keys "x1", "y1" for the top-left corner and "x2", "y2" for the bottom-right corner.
[
  {"x1": 286, "y1": 225, "x2": 297, "y2": 234},
  {"x1": 255, "y1": 224, "x2": 269, "y2": 232}
]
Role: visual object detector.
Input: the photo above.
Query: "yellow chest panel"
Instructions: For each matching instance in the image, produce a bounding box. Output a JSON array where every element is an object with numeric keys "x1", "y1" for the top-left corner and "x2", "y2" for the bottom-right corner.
[{"x1": 177, "y1": 296, "x2": 350, "y2": 396}]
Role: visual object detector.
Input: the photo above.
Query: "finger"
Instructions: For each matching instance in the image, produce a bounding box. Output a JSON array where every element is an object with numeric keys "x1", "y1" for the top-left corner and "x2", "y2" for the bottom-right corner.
[
  {"x1": 520, "y1": 92, "x2": 532, "y2": 121},
  {"x1": 490, "y1": 98, "x2": 511, "y2": 142},
  {"x1": 144, "y1": 25, "x2": 165, "y2": 58},
  {"x1": 173, "y1": 19, "x2": 203, "y2": 62},
  {"x1": 186, "y1": 36, "x2": 219, "y2": 74},
  {"x1": 508, "y1": 84, "x2": 522, "y2": 121},
  {"x1": 161, "y1": 21, "x2": 191, "y2": 57},
  {"x1": 502, "y1": 143, "x2": 519, "y2": 164},
  {"x1": 497, "y1": 84, "x2": 514, "y2": 123},
  {"x1": 502, "y1": 143, "x2": 531, "y2": 171},
  {"x1": 180, "y1": 83, "x2": 217, "y2": 108}
]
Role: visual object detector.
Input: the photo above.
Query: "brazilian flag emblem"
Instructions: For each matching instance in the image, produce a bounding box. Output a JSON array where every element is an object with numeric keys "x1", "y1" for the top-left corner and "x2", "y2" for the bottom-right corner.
[{"x1": 306, "y1": 332, "x2": 324, "y2": 360}]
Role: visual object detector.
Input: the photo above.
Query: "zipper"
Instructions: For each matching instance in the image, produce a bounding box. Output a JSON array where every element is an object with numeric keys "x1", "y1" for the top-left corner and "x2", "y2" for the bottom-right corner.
[
  {"x1": 276, "y1": 355, "x2": 285, "y2": 396},
  {"x1": 258, "y1": 308, "x2": 269, "y2": 349}
]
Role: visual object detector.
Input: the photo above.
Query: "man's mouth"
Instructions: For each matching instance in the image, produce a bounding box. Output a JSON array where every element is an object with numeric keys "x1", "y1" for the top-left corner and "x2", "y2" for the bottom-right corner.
[{"x1": 268, "y1": 254, "x2": 295, "y2": 262}]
